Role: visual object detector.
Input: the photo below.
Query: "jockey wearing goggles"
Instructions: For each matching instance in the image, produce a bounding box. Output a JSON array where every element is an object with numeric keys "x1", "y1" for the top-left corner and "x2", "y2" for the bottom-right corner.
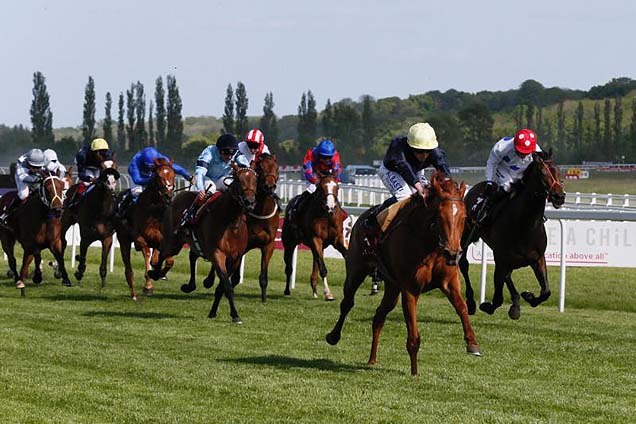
[
  {"x1": 194, "y1": 133, "x2": 250, "y2": 196},
  {"x1": 236, "y1": 128, "x2": 270, "y2": 165},
  {"x1": 302, "y1": 139, "x2": 341, "y2": 193}
]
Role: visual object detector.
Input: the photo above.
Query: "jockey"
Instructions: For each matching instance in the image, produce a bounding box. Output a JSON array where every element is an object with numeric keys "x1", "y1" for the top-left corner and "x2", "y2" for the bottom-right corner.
[
  {"x1": 178, "y1": 133, "x2": 249, "y2": 228},
  {"x1": 233, "y1": 128, "x2": 270, "y2": 165},
  {"x1": 67, "y1": 138, "x2": 116, "y2": 208},
  {"x1": 361, "y1": 122, "x2": 452, "y2": 249},
  {"x1": 0, "y1": 149, "x2": 47, "y2": 225},
  {"x1": 43, "y1": 149, "x2": 67, "y2": 178},
  {"x1": 289, "y1": 139, "x2": 341, "y2": 218},
  {"x1": 476, "y1": 128, "x2": 542, "y2": 224},
  {"x1": 117, "y1": 146, "x2": 193, "y2": 218}
]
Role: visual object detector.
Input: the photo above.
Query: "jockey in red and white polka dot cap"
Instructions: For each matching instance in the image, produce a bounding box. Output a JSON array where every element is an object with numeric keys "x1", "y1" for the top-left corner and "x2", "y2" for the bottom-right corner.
[
  {"x1": 234, "y1": 128, "x2": 271, "y2": 165},
  {"x1": 485, "y1": 128, "x2": 542, "y2": 193}
]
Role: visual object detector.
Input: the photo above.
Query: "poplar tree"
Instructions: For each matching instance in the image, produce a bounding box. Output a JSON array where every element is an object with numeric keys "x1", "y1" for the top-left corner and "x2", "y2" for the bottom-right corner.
[
  {"x1": 630, "y1": 99, "x2": 636, "y2": 157},
  {"x1": 574, "y1": 101, "x2": 584, "y2": 149},
  {"x1": 594, "y1": 102, "x2": 601, "y2": 147},
  {"x1": 259, "y1": 92, "x2": 278, "y2": 145},
  {"x1": 613, "y1": 95, "x2": 623, "y2": 158},
  {"x1": 117, "y1": 93, "x2": 125, "y2": 151},
  {"x1": 126, "y1": 84, "x2": 136, "y2": 152},
  {"x1": 166, "y1": 75, "x2": 184, "y2": 153},
  {"x1": 297, "y1": 91, "x2": 317, "y2": 151},
  {"x1": 234, "y1": 81, "x2": 249, "y2": 139},
  {"x1": 155, "y1": 76, "x2": 166, "y2": 149},
  {"x1": 222, "y1": 84, "x2": 234, "y2": 134},
  {"x1": 103, "y1": 92, "x2": 113, "y2": 143},
  {"x1": 82, "y1": 76, "x2": 96, "y2": 146},
  {"x1": 30, "y1": 71, "x2": 54, "y2": 146},
  {"x1": 603, "y1": 98, "x2": 612, "y2": 159},
  {"x1": 322, "y1": 99, "x2": 334, "y2": 137},
  {"x1": 361, "y1": 95, "x2": 376, "y2": 146},
  {"x1": 134, "y1": 82, "x2": 146, "y2": 149},
  {"x1": 556, "y1": 101, "x2": 566, "y2": 151},
  {"x1": 148, "y1": 100, "x2": 155, "y2": 146}
]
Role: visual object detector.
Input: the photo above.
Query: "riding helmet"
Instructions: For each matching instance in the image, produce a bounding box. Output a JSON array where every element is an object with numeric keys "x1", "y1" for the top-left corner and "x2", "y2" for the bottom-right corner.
[
  {"x1": 316, "y1": 139, "x2": 336, "y2": 157},
  {"x1": 216, "y1": 133, "x2": 239, "y2": 150},
  {"x1": 514, "y1": 129, "x2": 537, "y2": 155},
  {"x1": 245, "y1": 129, "x2": 265, "y2": 146},
  {"x1": 407, "y1": 122, "x2": 438, "y2": 150},
  {"x1": 91, "y1": 138, "x2": 110, "y2": 151},
  {"x1": 26, "y1": 148, "x2": 46, "y2": 167},
  {"x1": 43, "y1": 149, "x2": 59, "y2": 163}
]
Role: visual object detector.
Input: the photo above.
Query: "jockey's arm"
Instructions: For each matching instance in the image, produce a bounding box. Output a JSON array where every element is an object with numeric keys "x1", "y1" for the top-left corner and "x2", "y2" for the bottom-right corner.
[
  {"x1": 431, "y1": 148, "x2": 452, "y2": 177},
  {"x1": 385, "y1": 144, "x2": 419, "y2": 188},
  {"x1": 16, "y1": 165, "x2": 39, "y2": 184},
  {"x1": 302, "y1": 150, "x2": 318, "y2": 184},
  {"x1": 485, "y1": 145, "x2": 503, "y2": 182},
  {"x1": 171, "y1": 162, "x2": 192, "y2": 181},
  {"x1": 128, "y1": 153, "x2": 151, "y2": 185},
  {"x1": 233, "y1": 153, "x2": 250, "y2": 168},
  {"x1": 331, "y1": 151, "x2": 342, "y2": 181}
]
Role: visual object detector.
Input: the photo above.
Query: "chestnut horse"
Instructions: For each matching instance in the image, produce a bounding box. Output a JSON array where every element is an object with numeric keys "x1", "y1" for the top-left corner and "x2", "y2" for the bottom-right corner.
[
  {"x1": 0, "y1": 170, "x2": 73, "y2": 291},
  {"x1": 61, "y1": 167, "x2": 120, "y2": 287},
  {"x1": 201, "y1": 154, "x2": 281, "y2": 302},
  {"x1": 459, "y1": 150, "x2": 565, "y2": 319},
  {"x1": 282, "y1": 174, "x2": 347, "y2": 300},
  {"x1": 114, "y1": 158, "x2": 176, "y2": 300},
  {"x1": 149, "y1": 165, "x2": 257, "y2": 323},
  {"x1": 326, "y1": 173, "x2": 480, "y2": 376}
]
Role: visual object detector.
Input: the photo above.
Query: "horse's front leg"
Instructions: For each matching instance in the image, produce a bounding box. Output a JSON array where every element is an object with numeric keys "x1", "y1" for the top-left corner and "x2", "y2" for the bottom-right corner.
[
  {"x1": 400, "y1": 289, "x2": 422, "y2": 376},
  {"x1": 209, "y1": 251, "x2": 242, "y2": 324},
  {"x1": 99, "y1": 235, "x2": 113, "y2": 288},
  {"x1": 504, "y1": 274, "x2": 521, "y2": 320},
  {"x1": 118, "y1": 234, "x2": 137, "y2": 300},
  {"x1": 33, "y1": 252, "x2": 43, "y2": 285},
  {"x1": 16, "y1": 249, "x2": 35, "y2": 291},
  {"x1": 1, "y1": 235, "x2": 18, "y2": 280},
  {"x1": 458, "y1": 251, "x2": 476, "y2": 315},
  {"x1": 258, "y1": 243, "x2": 275, "y2": 303},
  {"x1": 180, "y1": 251, "x2": 199, "y2": 293},
  {"x1": 141, "y1": 244, "x2": 154, "y2": 296},
  {"x1": 479, "y1": 264, "x2": 508, "y2": 315},
  {"x1": 74, "y1": 236, "x2": 90, "y2": 282},
  {"x1": 523, "y1": 256, "x2": 551, "y2": 307},
  {"x1": 367, "y1": 282, "x2": 400, "y2": 366},
  {"x1": 440, "y1": 271, "x2": 481, "y2": 356},
  {"x1": 309, "y1": 236, "x2": 333, "y2": 300},
  {"x1": 281, "y1": 224, "x2": 297, "y2": 296},
  {"x1": 49, "y1": 235, "x2": 72, "y2": 287}
]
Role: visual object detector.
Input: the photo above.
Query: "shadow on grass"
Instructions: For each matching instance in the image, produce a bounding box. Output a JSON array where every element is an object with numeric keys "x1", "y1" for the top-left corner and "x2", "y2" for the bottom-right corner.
[
  {"x1": 82, "y1": 310, "x2": 180, "y2": 319},
  {"x1": 224, "y1": 354, "x2": 368, "y2": 373},
  {"x1": 45, "y1": 294, "x2": 110, "y2": 302}
]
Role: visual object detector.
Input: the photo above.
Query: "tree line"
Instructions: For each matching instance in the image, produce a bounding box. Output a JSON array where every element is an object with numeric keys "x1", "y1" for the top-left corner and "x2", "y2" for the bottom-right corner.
[{"x1": 1, "y1": 73, "x2": 635, "y2": 167}]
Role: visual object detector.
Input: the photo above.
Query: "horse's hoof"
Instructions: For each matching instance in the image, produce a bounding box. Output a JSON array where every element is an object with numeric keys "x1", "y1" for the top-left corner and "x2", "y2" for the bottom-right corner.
[
  {"x1": 324, "y1": 292, "x2": 335, "y2": 301},
  {"x1": 131, "y1": 296, "x2": 138, "y2": 302},
  {"x1": 15, "y1": 280, "x2": 25, "y2": 289},
  {"x1": 284, "y1": 289, "x2": 290, "y2": 296},
  {"x1": 203, "y1": 277, "x2": 214, "y2": 289},
  {"x1": 143, "y1": 287, "x2": 153, "y2": 297},
  {"x1": 180, "y1": 283, "x2": 196, "y2": 294},
  {"x1": 479, "y1": 302, "x2": 495, "y2": 315},
  {"x1": 208, "y1": 312, "x2": 217, "y2": 319},
  {"x1": 54, "y1": 271, "x2": 62, "y2": 279},
  {"x1": 62, "y1": 280, "x2": 72, "y2": 287},
  {"x1": 325, "y1": 331, "x2": 340, "y2": 346},
  {"x1": 466, "y1": 299, "x2": 477, "y2": 315},
  {"x1": 33, "y1": 274, "x2": 43, "y2": 285},
  {"x1": 508, "y1": 305, "x2": 521, "y2": 320},
  {"x1": 312, "y1": 292, "x2": 318, "y2": 299},
  {"x1": 232, "y1": 317, "x2": 243, "y2": 324},
  {"x1": 467, "y1": 345, "x2": 482, "y2": 356},
  {"x1": 521, "y1": 291, "x2": 541, "y2": 307},
  {"x1": 74, "y1": 271, "x2": 83, "y2": 281}
]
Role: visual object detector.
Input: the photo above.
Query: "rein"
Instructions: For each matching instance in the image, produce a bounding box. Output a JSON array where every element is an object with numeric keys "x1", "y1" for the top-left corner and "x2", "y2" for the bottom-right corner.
[
  {"x1": 538, "y1": 159, "x2": 563, "y2": 197},
  {"x1": 247, "y1": 202, "x2": 278, "y2": 219},
  {"x1": 40, "y1": 175, "x2": 65, "y2": 209}
]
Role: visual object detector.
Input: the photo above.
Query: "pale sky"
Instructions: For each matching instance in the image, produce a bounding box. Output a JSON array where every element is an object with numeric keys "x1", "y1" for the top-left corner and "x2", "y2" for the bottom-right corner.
[{"x1": 1, "y1": 0, "x2": 635, "y2": 128}]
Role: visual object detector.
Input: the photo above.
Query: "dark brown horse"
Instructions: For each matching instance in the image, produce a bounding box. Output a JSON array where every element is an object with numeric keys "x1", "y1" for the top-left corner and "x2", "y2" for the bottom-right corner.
[
  {"x1": 114, "y1": 158, "x2": 177, "y2": 300},
  {"x1": 282, "y1": 174, "x2": 347, "y2": 300},
  {"x1": 326, "y1": 173, "x2": 480, "y2": 376},
  {"x1": 459, "y1": 150, "x2": 565, "y2": 320},
  {"x1": 149, "y1": 164, "x2": 257, "y2": 323},
  {"x1": 0, "y1": 170, "x2": 73, "y2": 292},
  {"x1": 61, "y1": 167, "x2": 120, "y2": 287}
]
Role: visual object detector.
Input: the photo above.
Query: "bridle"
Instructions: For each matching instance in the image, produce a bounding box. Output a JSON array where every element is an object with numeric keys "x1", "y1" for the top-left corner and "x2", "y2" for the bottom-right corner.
[
  {"x1": 433, "y1": 193, "x2": 465, "y2": 252},
  {"x1": 229, "y1": 167, "x2": 257, "y2": 211},
  {"x1": 38, "y1": 174, "x2": 66, "y2": 212}
]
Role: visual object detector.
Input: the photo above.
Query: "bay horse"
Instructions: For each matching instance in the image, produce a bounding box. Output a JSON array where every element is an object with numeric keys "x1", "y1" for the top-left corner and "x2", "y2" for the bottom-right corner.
[
  {"x1": 326, "y1": 173, "x2": 480, "y2": 376},
  {"x1": 282, "y1": 174, "x2": 347, "y2": 300},
  {"x1": 149, "y1": 164, "x2": 257, "y2": 323},
  {"x1": 114, "y1": 157, "x2": 177, "y2": 300},
  {"x1": 0, "y1": 169, "x2": 73, "y2": 291},
  {"x1": 61, "y1": 167, "x2": 120, "y2": 287},
  {"x1": 459, "y1": 149, "x2": 565, "y2": 319}
]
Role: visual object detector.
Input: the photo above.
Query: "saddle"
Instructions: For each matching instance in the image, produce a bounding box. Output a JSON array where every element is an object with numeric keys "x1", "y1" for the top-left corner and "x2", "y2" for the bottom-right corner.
[{"x1": 192, "y1": 191, "x2": 222, "y2": 225}]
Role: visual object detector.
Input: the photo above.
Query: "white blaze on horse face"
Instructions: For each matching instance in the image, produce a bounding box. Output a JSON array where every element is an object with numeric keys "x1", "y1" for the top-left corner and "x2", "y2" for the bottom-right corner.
[
  {"x1": 326, "y1": 180, "x2": 337, "y2": 210},
  {"x1": 103, "y1": 160, "x2": 114, "y2": 169},
  {"x1": 452, "y1": 204, "x2": 458, "y2": 217},
  {"x1": 107, "y1": 175, "x2": 117, "y2": 190}
]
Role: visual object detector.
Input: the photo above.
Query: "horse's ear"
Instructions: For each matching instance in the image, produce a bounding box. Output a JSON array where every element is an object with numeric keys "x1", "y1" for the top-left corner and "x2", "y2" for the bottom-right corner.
[
  {"x1": 112, "y1": 151, "x2": 117, "y2": 162},
  {"x1": 231, "y1": 162, "x2": 239, "y2": 173},
  {"x1": 67, "y1": 166, "x2": 74, "y2": 176},
  {"x1": 432, "y1": 174, "x2": 441, "y2": 193},
  {"x1": 271, "y1": 153, "x2": 277, "y2": 162},
  {"x1": 459, "y1": 181, "x2": 466, "y2": 198},
  {"x1": 250, "y1": 160, "x2": 257, "y2": 170},
  {"x1": 153, "y1": 157, "x2": 161, "y2": 167},
  {"x1": 169, "y1": 158, "x2": 174, "y2": 166}
]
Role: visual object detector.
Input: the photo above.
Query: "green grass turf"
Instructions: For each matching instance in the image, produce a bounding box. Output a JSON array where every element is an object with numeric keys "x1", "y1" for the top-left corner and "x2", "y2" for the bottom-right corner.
[{"x1": 0, "y1": 247, "x2": 635, "y2": 423}]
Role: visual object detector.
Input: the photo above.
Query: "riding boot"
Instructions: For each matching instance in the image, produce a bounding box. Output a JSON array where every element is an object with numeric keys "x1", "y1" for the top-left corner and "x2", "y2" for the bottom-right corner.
[
  {"x1": 116, "y1": 192, "x2": 133, "y2": 220},
  {"x1": 177, "y1": 196, "x2": 206, "y2": 231},
  {"x1": 477, "y1": 188, "x2": 507, "y2": 226},
  {"x1": 0, "y1": 195, "x2": 21, "y2": 228},
  {"x1": 290, "y1": 191, "x2": 310, "y2": 222}
]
